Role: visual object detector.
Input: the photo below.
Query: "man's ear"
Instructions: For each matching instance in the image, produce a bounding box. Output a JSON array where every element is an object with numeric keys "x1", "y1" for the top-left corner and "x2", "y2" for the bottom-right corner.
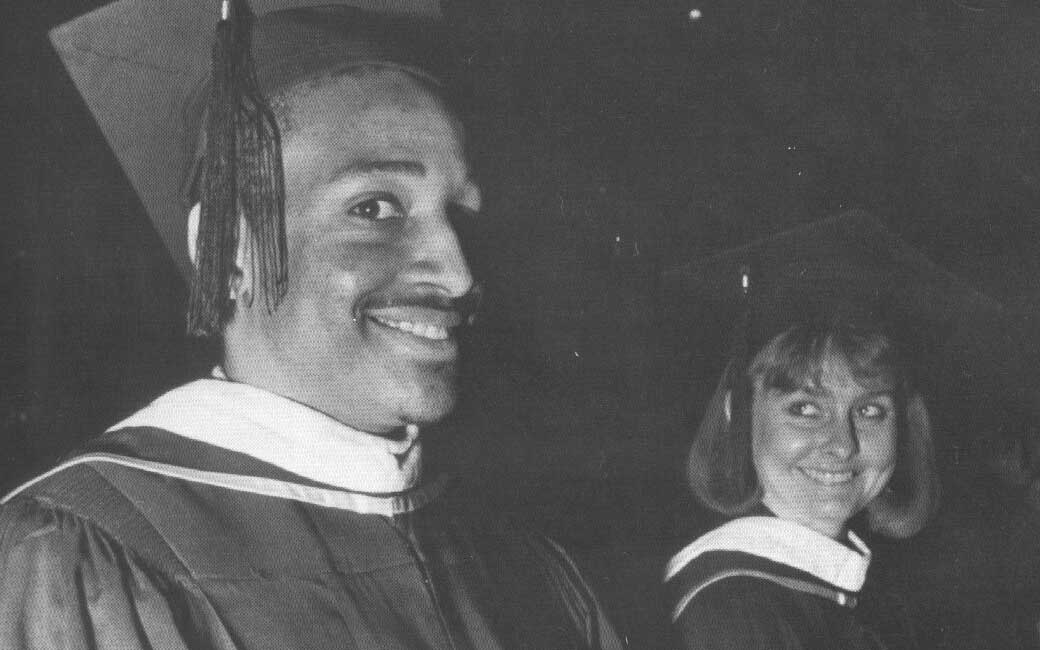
[
  {"x1": 187, "y1": 203, "x2": 202, "y2": 267},
  {"x1": 186, "y1": 203, "x2": 253, "y2": 299},
  {"x1": 724, "y1": 390, "x2": 733, "y2": 424}
]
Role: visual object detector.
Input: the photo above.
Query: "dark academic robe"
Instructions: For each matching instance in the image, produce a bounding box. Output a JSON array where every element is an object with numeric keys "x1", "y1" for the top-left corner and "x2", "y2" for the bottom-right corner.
[
  {"x1": 0, "y1": 426, "x2": 622, "y2": 649},
  {"x1": 665, "y1": 516, "x2": 886, "y2": 650}
]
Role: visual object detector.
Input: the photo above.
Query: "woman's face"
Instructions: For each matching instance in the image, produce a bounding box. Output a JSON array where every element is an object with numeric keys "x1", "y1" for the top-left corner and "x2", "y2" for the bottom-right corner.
[{"x1": 750, "y1": 355, "x2": 898, "y2": 538}]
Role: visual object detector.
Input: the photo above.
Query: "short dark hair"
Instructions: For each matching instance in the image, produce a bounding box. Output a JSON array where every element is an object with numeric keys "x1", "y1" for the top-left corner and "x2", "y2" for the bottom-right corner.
[{"x1": 686, "y1": 310, "x2": 940, "y2": 538}]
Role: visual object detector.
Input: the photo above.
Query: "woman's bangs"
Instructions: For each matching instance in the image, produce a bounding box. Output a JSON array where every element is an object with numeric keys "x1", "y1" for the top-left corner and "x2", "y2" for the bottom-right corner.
[
  {"x1": 751, "y1": 328, "x2": 899, "y2": 393},
  {"x1": 835, "y1": 334, "x2": 900, "y2": 388}
]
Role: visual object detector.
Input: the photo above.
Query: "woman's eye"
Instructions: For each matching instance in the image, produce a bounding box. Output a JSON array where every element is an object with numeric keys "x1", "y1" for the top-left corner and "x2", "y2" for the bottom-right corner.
[
  {"x1": 349, "y1": 197, "x2": 404, "y2": 221},
  {"x1": 788, "y1": 401, "x2": 822, "y2": 417},
  {"x1": 858, "y1": 403, "x2": 889, "y2": 420}
]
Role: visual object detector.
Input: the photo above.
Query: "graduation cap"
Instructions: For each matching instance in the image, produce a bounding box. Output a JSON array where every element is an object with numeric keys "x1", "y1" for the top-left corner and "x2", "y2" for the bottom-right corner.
[
  {"x1": 50, "y1": 0, "x2": 444, "y2": 335},
  {"x1": 659, "y1": 210, "x2": 1006, "y2": 393}
]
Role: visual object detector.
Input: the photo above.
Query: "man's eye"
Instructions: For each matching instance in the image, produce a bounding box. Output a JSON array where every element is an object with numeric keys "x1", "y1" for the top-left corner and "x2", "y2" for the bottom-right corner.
[
  {"x1": 858, "y1": 403, "x2": 888, "y2": 420},
  {"x1": 788, "y1": 401, "x2": 822, "y2": 417},
  {"x1": 349, "y1": 198, "x2": 404, "y2": 221}
]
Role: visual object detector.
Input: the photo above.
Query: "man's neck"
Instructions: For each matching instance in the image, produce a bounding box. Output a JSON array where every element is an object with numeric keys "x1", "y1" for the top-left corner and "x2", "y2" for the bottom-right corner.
[{"x1": 220, "y1": 336, "x2": 395, "y2": 436}]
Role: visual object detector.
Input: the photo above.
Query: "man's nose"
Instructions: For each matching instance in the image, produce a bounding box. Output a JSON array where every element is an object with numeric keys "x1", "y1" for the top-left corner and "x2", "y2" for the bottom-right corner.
[
  {"x1": 408, "y1": 213, "x2": 475, "y2": 298},
  {"x1": 822, "y1": 416, "x2": 859, "y2": 459}
]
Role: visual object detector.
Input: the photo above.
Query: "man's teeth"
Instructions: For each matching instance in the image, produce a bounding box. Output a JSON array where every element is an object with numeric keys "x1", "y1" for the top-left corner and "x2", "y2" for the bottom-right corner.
[
  {"x1": 370, "y1": 316, "x2": 449, "y2": 341},
  {"x1": 801, "y1": 468, "x2": 855, "y2": 484}
]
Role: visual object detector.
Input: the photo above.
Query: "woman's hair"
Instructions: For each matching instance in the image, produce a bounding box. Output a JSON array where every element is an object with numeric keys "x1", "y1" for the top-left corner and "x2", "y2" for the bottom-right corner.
[{"x1": 686, "y1": 309, "x2": 940, "y2": 538}]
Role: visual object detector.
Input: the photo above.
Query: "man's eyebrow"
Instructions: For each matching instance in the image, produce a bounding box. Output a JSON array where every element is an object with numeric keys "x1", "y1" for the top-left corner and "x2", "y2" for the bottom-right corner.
[{"x1": 329, "y1": 160, "x2": 427, "y2": 182}]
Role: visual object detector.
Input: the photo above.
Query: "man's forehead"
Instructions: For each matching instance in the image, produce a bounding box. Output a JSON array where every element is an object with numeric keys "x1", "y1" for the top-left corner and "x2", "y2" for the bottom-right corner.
[
  {"x1": 275, "y1": 66, "x2": 448, "y2": 130},
  {"x1": 282, "y1": 121, "x2": 467, "y2": 178},
  {"x1": 281, "y1": 86, "x2": 466, "y2": 173}
]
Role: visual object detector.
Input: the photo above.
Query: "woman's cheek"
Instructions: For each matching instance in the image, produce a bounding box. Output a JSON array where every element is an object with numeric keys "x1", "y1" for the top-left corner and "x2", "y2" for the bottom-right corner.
[{"x1": 772, "y1": 424, "x2": 813, "y2": 459}]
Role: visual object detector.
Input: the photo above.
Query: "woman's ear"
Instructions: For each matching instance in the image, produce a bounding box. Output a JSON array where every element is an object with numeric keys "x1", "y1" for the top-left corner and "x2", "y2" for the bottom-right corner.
[{"x1": 724, "y1": 390, "x2": 733, "y2": 424}]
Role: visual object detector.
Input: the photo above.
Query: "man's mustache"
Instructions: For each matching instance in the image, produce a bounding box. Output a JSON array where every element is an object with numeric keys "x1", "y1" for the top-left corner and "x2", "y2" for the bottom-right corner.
[{"x1": 362, "y1": 283, "x2": 484, "y2": 326}]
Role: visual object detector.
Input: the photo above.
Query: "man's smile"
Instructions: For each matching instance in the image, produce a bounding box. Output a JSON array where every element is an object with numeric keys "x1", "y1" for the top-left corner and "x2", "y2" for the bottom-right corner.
[
  {"x1": 369, "y1": 315, "x2": 450, "y2": 341},
  {"x1": 362, "y1": 304, "x2": 464, "y2": 357}
]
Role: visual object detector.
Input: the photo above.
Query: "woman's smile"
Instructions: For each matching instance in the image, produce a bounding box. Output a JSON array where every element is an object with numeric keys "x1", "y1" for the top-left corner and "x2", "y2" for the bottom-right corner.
[{"x1": 798, "y1": 467, "x2": 857, "y2": 485}]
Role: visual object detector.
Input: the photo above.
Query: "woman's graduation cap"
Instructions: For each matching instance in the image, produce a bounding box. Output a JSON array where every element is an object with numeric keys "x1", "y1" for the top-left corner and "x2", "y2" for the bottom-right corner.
[
  {"x1": 659, "y1": 210, "x2": 1005, "y2": 390},
  {"x1": 49, "y1": 0, "x2": 444, "y2": 335}
]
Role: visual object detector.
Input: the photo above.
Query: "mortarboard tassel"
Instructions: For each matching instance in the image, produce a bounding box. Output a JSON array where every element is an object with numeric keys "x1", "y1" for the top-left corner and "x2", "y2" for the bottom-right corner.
[
  {"x1": 727, "y1": 263, "x2": 753, "y2": 378},
  {"x1": 735, "y1": 265, "x2": 752, "y2": 361},
  {"x1": 720, "y1": 263, "x2": 755, "y2": 500},
  {"x1": 188, "y1": 0, "x2": 288, "y2": 337}
]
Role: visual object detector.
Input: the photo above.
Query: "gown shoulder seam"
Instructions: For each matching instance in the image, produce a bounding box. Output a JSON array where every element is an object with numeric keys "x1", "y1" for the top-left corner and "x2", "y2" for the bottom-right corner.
[{"x1": 7, "y1": 463, "x2": 194, "y2": 581}]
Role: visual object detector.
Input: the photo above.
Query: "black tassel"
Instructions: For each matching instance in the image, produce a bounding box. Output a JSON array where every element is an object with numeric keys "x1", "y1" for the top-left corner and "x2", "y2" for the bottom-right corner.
[
  {"x1": 188, "y1": 0, "x2": 288, "y2": 337},
  {"x1": 725, "y1": 263, "x2": 755, "y2": 488}
]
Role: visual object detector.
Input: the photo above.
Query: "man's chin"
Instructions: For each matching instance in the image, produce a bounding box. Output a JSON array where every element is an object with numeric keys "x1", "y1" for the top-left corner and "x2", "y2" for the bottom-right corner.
[{"x1": 395, "y1": 377, "x2": 459, "y2": 428}]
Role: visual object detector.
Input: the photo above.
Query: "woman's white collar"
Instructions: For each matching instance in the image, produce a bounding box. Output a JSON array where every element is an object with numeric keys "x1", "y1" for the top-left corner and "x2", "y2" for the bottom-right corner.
[{"x1": 664, "y1": 516, "x2": 871, "y2": 593}]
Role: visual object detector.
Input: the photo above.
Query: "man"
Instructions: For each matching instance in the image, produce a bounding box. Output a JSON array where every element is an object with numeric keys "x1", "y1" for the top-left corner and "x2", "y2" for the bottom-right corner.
[{"x1": 0, "y1": 1, "x2": 623, "y2": 648}]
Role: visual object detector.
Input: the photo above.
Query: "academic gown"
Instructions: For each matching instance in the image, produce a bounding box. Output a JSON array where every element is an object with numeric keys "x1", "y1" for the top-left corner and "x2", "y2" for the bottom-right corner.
[
  {"x1": 0, "y1": 378, "x2": 623, "y2": 650},
  {"x1": 664, "y1": 516, "x2": 886, "y2": 650}
]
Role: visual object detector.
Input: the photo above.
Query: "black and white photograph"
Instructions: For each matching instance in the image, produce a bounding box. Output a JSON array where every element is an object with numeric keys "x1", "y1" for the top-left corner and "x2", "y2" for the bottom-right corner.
[{"x1": 1, "y1": 0, "x2": 1040, "y2": 647}]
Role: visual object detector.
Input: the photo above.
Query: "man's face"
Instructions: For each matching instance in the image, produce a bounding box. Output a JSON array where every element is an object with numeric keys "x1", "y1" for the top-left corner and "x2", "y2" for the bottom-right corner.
[{"x1": 235, "y1": 68, "x2": 481, "y2": 434}]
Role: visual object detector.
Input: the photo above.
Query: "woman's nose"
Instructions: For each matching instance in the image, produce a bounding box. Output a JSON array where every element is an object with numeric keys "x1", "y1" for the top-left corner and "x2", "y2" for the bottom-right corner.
[{"x1": 822, "y1": 417, "x2": 859, "y2": 459}]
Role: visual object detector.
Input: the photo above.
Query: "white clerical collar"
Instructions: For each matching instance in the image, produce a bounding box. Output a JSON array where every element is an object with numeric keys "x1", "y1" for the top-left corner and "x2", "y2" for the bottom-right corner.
[
  {"x1": 664, "y1": 516, "x2": 871, "y2": 593},
  {"x1": 107, "y1": 370, "x2": 422, "y2": 494}
]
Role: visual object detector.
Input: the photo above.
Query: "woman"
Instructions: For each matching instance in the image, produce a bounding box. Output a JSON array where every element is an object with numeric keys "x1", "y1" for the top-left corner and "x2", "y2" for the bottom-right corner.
[{"x1": 665, "y1": 310, "x2": 940, "y2": 649}]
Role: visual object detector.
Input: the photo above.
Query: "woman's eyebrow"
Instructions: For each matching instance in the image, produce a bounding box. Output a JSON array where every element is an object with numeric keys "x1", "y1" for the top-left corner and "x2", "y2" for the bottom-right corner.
[
  {"x1": 800, "y1": 385, "x2": 830, "y2": 396},
  {"x1": 860, "y1": 388, "x2": 896, "y2": 399},
  {"x1": 796, "y1": 385, "x2": 895, "y2": 398}
]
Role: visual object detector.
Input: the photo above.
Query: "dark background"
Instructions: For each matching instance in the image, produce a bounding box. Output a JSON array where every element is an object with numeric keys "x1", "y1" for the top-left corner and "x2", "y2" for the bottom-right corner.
[{"x1": 4, "y1": 0, "x2": 1040, "y2": 647}]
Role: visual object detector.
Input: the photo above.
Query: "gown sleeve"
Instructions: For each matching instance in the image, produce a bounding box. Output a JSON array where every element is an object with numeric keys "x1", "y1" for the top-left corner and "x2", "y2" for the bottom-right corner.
[
  {"x1": 530, "y1": 534, "x2": 628, "y2": 650},
  {"x1": 0, "y1": 496, "x2": 210, "y2": 650},
  {"x1": 673, "y1": 577, "x2": 805, "y2": 650}
]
